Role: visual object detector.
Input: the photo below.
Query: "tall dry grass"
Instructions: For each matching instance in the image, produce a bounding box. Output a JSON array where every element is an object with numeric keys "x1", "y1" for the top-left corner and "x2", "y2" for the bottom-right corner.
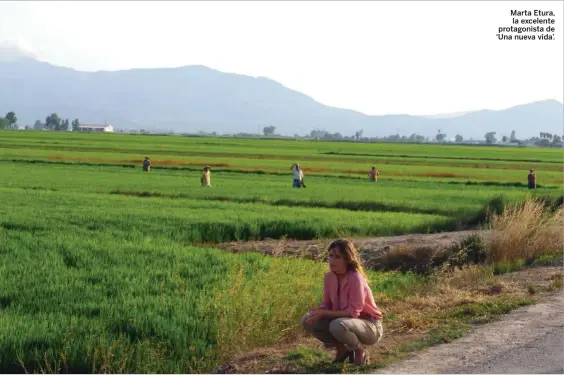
[{"x1": 487, "y1": 197, "x2": 564, "y2": 263}]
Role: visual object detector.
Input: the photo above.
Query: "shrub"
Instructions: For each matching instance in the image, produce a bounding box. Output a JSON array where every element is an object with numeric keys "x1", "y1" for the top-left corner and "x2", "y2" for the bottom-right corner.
[
  {"x1": 376, "y1": 246, "x2": 452, "y2": 275},
  {"x1": 469, "y1": 195, "x2": 508, "y2": 225},
  {"x1": 487, "y1": 197, "x2": 564, "y2": 263},
  {"x1": 444, "y1": 234, "x2": 488, "y2": 271}
]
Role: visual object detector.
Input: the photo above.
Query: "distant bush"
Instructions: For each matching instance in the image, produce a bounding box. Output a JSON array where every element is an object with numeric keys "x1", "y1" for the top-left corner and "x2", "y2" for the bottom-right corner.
[
  {"x1": 374, "y1": 245, "x2": 445, "y2": 275},
  {"x1": 467, "y1": 195, "x2": 508, "y2": 226},
  {"x1": 484, "y1": 195, "x2": 507, "y2": 218},
  {"x1": 444, "y1": 234, "x2": 489, "y2": 271}
]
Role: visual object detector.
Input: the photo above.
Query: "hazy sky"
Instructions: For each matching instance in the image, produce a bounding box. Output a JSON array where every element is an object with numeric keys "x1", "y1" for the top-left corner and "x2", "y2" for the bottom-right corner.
[{"x1": 1, "y1": 1, "x2": 562, "y2": 116}]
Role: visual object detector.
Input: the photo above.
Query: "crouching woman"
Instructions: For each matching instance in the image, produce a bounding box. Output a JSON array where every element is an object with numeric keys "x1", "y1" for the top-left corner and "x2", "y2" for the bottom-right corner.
[{"x1": 301, "y1": 239, "x2": 383, "y2": 366}]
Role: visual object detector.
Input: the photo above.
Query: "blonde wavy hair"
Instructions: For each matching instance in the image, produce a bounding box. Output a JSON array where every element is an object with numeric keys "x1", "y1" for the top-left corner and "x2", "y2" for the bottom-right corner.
[{"x1": 328, "y1": 239, "x2": 367, "y2": 280}]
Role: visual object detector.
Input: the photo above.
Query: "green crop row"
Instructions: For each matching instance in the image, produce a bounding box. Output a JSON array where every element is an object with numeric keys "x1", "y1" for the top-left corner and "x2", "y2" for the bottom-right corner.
[
  {"x1": 1, "y1": 152, "x2": 560, "y2": 186},
  {"x1": 1, "y1": 131, "x2": 562, "y2": 163},
  {"x1": 1, "y1": 163, "x2": 557, "y2": 219},
  {"x1": 2, "y1": 131, "x2": 561, "y2": 186},
  {"x1": 0, "y1": 192, "x2": 421, "y2": 373},
  {"x1": 0, "y1": 188, "x2": 455, "y2": 243}
]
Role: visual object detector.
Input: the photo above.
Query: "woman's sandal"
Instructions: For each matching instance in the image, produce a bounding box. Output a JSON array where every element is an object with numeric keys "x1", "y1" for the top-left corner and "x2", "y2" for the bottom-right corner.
[{"x1": 333, "y1": 350, "x2": 355, "y2": 363}]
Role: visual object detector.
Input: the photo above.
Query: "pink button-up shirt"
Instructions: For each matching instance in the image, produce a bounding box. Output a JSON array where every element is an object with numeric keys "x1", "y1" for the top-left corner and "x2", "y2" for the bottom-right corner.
[{"x1": 320, "y1": 270, "x2": 383, "y2": 320}]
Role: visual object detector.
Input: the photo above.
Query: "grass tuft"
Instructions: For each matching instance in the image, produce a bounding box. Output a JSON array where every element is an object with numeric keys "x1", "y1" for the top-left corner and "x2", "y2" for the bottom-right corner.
[{"x1": 487, "y1": 197, "x2": 564, "y2": 263}]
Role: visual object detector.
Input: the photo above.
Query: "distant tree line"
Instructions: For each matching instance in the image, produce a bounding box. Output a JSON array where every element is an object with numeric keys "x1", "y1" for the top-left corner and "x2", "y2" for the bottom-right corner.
[
  {"x1": 3, "y1": 113, "x2": 563, "y2": 148},
  {"x1": 33, "y1": 113, "x2": 80, "y2": 131},
  {"x1": 533, "y1": 132, "x2": 562, "y2": 147},
  {"x1": 492, "y1": 130, "x2": 562, "y2": 147},
  {"x1": 256, "y1": 126, "x2": 564, "y2": 147},
  {"x1": 0, "y1": 111, "x2": 81, "y2": 131}
]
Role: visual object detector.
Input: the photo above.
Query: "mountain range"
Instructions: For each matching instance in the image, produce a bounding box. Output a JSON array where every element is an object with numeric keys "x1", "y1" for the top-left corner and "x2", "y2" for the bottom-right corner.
[{"x1": 1, "y1": 45, "x2": 562, "y2": 139}]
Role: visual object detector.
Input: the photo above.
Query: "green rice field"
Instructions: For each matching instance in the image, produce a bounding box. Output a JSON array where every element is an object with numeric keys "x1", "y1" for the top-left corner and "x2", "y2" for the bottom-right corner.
[{"x1": 0, "y1": 130, "x2": 562, "y2": 373}]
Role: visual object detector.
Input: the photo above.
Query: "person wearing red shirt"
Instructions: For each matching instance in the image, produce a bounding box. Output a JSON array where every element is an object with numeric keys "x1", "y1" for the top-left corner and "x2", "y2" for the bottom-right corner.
[{"x1": 301, "y1": 239, "x2": 384, "y2": 366}]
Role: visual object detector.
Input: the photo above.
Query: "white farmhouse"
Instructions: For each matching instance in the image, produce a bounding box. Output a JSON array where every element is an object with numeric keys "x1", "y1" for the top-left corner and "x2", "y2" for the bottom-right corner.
[{"x1": 77, "y1": 124, "x2": 114, "y2": 133}]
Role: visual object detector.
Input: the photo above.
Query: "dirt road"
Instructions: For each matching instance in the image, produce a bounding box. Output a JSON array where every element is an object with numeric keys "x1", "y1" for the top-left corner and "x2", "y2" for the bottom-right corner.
[{"x1": 375, "y1": 292, "x2": 564, "y2": 374}]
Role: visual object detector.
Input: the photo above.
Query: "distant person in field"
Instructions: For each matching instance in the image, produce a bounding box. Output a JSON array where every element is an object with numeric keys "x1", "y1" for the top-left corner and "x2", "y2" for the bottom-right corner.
[
  {"x1": 201, "y1": 166, "x2": 211, "y2": 187},
  {"x1": 528, "y1": 169, "x2": 536, "y2": 189},
  {"x1": 142, "y1": 157, "x2": 151, "y2": 172},
  {"x1": 291, "y1": 163, "x2": 306, "y2": 188},
  {"x1": 301, "y1": 239, "x2": 383, "y2": 366},
  {"x1": 368, "y1": 166, "x2": 379, "y2": 182}
]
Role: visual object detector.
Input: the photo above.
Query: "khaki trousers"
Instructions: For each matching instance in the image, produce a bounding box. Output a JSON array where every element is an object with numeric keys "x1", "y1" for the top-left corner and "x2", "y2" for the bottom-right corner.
[{"x1": 301, "y1": 314, "x2": 383, "y2": 350}]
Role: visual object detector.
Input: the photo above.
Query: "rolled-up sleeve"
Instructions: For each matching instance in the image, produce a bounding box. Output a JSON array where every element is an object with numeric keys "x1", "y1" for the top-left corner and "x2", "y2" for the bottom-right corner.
[
  {"x1": 347, "y1": 273, "x2": 365, "y2": 318},
  {"x1": 320, "y1": 273, "x2": 332, "y2": 309}
]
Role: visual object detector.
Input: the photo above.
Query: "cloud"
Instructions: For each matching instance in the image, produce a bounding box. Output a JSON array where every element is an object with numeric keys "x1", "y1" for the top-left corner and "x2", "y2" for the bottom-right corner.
[{"x1": 0, "y1": 40, "x2": 38, "y2": 60}]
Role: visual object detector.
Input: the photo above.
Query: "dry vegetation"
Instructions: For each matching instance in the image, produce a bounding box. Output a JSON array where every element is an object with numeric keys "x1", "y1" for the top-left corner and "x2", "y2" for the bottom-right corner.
[
  {"x1": 210, "y1": 197, "x2": 564, "y2": 374},
  {"x1": 213, "y1": 265, "x2": 563, "y2": 374},
  {"x1": 487, "y1": 198, "x2": 564, "y2": 263}
]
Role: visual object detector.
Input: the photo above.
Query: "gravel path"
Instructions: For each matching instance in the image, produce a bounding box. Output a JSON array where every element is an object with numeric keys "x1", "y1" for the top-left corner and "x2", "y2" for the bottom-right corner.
[{"x1": 375, "y1": 292, "x2": 564, "y2": 374}]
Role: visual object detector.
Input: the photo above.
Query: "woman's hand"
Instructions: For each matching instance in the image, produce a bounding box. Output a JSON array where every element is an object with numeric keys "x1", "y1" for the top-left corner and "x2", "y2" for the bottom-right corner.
[{"x1": 306, "y1": 308, "x2": 328, "y2": 324}]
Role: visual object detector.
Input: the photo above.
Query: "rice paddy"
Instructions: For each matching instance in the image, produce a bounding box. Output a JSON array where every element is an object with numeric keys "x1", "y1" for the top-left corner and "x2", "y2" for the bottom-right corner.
[{"x1": 0, "y1": 130, "x2": 561, "y2": 373}]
